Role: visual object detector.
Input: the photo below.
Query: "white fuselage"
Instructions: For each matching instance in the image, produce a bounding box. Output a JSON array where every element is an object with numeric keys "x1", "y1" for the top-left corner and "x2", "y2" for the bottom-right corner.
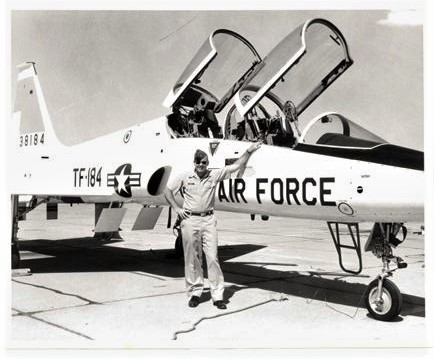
[{"x1": 10, "y1": 116, "x2": 424, "y2": 224}]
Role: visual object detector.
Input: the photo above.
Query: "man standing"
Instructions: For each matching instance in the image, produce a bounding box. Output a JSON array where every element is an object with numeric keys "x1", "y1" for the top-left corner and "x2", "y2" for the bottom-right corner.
[{"x1": 164, "y1": 142, "x2": 261, "y2": 309}]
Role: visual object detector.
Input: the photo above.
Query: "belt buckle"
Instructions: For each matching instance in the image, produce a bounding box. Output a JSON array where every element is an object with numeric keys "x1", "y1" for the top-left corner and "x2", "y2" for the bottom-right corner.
[{"x1": 200, "y1": 212, "x2": 205, "y2": 216}]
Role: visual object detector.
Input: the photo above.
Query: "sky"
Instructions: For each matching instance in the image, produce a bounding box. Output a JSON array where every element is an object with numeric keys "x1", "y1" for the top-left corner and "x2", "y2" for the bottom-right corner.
[{"x1": 11, "y1": 9, "x2": 423, "y2": 149}]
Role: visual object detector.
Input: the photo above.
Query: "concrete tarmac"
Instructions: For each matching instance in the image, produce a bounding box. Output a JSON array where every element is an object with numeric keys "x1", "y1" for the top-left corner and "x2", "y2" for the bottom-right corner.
[{"x1": 9, "y1": 204, "x2": 426, "y2": 349}]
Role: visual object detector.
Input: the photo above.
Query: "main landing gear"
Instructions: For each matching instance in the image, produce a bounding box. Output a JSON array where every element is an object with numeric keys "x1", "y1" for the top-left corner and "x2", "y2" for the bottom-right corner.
[
  {"x1": 11, "y1": 195, "x2": 20, "y2": 269},
  {"x1": 173, "y1": 216, "x2": 184, "y2": 258},
  {"x1": 11, "y1": 195, "x2": 44, "y2": 269},
  {"x1": 363, "y1": 223, "x2": 408, "y2": 321},
  {"x1": 328, "y1": 221, "x2": 408, "y2": 321}
]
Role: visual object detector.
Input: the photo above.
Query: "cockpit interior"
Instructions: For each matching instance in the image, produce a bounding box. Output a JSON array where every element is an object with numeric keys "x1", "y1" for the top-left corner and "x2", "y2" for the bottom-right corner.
[{"x1": 166, "y1": 87, "x2": 299, "y2": 149}]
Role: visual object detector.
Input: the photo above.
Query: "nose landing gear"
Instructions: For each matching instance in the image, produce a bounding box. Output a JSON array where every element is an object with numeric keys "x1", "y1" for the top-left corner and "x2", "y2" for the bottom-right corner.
[
  {"x1": 364, "y1": 223, "x2": 408, "y2": 321},
  {"x1": 366, "y1": 277, "x2": 402, "y2": 321}
]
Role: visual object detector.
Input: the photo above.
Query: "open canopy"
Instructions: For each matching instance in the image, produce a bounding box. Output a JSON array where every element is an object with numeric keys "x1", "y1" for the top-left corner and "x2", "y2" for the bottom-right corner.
[
  {"x1": 234, "y1": 18, "x2": 353, "y2": 117},
  {"x1": 163, "y1": 29, "x2": 261, "y2": 113},
  {"x1": 163, "y1": 19, "x2": 360, "y2": 149}
]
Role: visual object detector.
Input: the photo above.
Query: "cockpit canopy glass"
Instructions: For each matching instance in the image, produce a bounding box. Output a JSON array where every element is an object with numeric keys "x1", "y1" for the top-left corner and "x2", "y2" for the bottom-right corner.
[
  {"x1": 163, "y1": 29, "x2": 261, "y2": 113},
  {"x1": 235, "y1": 19, "x2": 353, "y2": 117},
  {"x1": 300, "y1": 113, "x2": 387, "y2": 148}
]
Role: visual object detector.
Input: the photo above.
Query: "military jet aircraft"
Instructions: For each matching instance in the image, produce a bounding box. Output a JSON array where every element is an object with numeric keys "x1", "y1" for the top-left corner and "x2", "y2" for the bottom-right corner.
[{"x1": 10, "y1": 18, "x2": 423, "y2": 321}]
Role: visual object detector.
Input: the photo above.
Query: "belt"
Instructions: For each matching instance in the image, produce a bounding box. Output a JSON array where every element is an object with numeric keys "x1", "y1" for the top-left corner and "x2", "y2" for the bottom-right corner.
[{"x1": 184, "y1": 210, "x2": 214, "y2": 217}]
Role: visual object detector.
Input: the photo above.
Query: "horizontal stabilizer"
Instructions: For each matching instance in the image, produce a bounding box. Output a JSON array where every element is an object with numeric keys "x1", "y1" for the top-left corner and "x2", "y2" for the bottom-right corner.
[
  {"x1": 132, "y1": 207, "x2": 163, "y2": 230},
  {"x1": 94, "y1": 208, "x2": 127, "y2": 233}
]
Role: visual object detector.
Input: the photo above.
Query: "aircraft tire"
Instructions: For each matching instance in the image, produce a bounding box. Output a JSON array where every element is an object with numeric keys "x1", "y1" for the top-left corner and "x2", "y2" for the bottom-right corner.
[
  {"x1": 365, "y1": 278, "x2": 402, "y2": 321},
  {"x1": 175, "y1": 235, "x2": 184, "y2": 258}
]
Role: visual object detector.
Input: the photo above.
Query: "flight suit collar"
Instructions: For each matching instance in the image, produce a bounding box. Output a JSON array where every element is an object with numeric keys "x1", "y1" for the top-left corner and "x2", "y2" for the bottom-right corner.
[{"x1": 193, "y1": 169, "x2": 211, "y2": 180}]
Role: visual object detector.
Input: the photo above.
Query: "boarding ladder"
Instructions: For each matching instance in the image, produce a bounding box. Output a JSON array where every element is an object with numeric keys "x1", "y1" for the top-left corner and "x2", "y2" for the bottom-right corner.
[{"x1": 327, "y1": 222, "x2": 363, "y2": 275}]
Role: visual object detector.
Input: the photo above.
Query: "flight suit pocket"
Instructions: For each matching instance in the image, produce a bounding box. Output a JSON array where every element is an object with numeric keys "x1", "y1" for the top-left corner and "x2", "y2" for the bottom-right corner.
[
  {"x1": 184, "y1": 182, "x2": 198, "y2": 192},
  {"x1": 203, "y1": 183, "x2": 214, "y2": 190}
]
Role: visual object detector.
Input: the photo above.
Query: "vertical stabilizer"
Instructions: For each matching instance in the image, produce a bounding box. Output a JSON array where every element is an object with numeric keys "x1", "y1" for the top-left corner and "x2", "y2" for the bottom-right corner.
[{"x1": 13, "y1": 62, "x2": 62, "y2": 150}]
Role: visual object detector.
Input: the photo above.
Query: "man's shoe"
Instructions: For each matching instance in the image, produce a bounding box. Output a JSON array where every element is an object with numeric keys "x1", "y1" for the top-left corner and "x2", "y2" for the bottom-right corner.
[
  {"x1": 213, "y1": 300, "x2": 227, "y2": 310},
  {"x1": 188, "y1": 296, "x2": 200, "y2": 308}
]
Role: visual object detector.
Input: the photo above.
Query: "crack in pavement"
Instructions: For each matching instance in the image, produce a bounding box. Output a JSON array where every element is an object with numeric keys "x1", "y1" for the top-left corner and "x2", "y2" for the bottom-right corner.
[
  {"x1": 28, "y1": 312, "x2": 93, "y2": 340},
  {"x1": 172, "y1": 295, "x2": 288, "y2": 340},
  {"x1": 12, "y1": 289, "x2": 186, "y2": 316},
  {"x1": 13, "y1": 271, "x2": 184, "y2": 307},
  {"x1": 102, "y1": 290, "x2": 185, "y2": 305},
  {"x1": 12, "y1": 307, "x2": 93, "y2": 340},
  {"x1": 12, "y1": 279, "x2": 101, "y2": 305},
  {"x1": 305, "y1": 288, "x2": 366, "y2": 319},
  {"x1": 120, "y1": 270, "x2": 167, "y2": 281},
  {"x1": 12, "y1": 303, "x2": 93, "y2": 317}
]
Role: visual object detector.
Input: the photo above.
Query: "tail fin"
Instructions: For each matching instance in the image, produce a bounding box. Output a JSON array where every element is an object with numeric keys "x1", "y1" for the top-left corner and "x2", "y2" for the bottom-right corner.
[{"x1": 13, "y1": 62, "x2": 62, "y2": 150}]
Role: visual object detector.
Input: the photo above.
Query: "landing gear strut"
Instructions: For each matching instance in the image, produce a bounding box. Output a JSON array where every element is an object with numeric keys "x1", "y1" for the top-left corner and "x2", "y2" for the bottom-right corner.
[
  {"x1": 11, "y1": 195, "x2": 46, "y2": 269},
  {"x1": 11, "y1": 195, "x2": 20, "y2": 269},
  {"x1": 11, "y1": 238, "x2": 20, "y2": 269},
  {"x1": 173, "y1": 217, "x2": 184, "y2": 258},
  {"x1": 364, "y1": 223, "x2": 407, "y2": 321}
]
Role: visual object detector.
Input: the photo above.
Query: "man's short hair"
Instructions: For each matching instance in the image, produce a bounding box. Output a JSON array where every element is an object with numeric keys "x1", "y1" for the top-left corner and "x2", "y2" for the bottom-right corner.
[{"x1": 194, "y1": 149, "x2": 208, "y2": 163}]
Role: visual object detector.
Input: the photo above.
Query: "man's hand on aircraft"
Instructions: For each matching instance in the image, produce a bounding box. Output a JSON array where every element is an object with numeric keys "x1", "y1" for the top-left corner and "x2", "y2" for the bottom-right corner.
[{"x1": 247, "y1": 141, "x2": 262, "y2": 154}]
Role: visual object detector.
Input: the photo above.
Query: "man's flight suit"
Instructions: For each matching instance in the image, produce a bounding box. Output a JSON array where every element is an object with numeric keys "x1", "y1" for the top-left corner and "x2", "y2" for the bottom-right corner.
[{"x1": 167, "y1": 167, "x2": 231, "y2": 301}]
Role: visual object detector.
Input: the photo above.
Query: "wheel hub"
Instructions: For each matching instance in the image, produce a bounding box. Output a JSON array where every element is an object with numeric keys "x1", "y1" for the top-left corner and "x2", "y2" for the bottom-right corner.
[{"x1": 369, "y1": 288, "x2": 392, "y2": 315}]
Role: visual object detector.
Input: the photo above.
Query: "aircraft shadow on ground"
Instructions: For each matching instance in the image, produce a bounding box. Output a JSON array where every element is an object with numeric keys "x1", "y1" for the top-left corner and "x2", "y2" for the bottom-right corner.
[{"x1": 17, "y1": 237, "x2": 424, "y2": 319}]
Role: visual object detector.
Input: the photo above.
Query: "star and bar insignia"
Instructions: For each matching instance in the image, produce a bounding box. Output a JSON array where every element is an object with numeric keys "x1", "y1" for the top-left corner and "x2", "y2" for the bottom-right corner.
[{"x1": 107, "y1": 163, "x2": 141, "y2": 198}]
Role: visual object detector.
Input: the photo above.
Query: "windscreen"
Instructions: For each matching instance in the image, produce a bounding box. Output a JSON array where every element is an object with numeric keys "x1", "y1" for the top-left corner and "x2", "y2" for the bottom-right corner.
[{"x1": 301, "y1": 113, "x2": 387, "y2": 148}]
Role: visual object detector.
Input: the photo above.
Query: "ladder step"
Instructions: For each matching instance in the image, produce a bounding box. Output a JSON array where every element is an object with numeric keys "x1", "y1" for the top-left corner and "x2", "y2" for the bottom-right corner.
[{"x1": 337, "y1": 244, "x2": 358, "y2": 250}]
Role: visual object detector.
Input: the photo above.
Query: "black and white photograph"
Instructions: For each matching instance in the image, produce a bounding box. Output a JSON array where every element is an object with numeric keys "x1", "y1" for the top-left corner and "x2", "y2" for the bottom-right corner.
[{"x1": 4, "y1": 0, "x2": 432, "y2": 355}]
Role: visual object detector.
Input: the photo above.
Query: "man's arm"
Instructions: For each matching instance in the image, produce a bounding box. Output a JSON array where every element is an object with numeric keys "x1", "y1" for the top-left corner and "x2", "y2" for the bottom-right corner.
[
  {"x1": 164, "y1": 188, "x2": 189, "y2": 220},
  {"x1": 226, "y1": 141, "x2": 262, "y2": 174}
]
